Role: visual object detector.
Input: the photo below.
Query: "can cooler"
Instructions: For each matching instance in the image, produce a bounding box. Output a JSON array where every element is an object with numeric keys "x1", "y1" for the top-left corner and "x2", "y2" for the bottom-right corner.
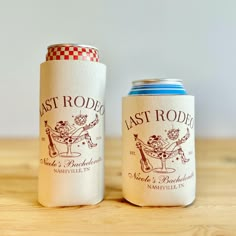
[
  {"x1": 122, "y1": 79, "x2": 196, "y2": 206},
  {"x1": 38, "y1": 44, "x2": 106, "y2": 207}
]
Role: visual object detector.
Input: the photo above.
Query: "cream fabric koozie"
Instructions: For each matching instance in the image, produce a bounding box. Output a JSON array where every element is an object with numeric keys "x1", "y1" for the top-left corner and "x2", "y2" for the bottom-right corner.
[
  {"x1": 39, "y1": 60, "x2": 106, "y2": 207},
  {"x1": 122, "y1": 95, "x2": 195, "y2": 206}
]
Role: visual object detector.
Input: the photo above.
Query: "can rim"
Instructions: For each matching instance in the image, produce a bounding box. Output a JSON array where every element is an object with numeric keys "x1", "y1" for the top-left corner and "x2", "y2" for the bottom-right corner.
[
  {"x1": 47, "y1": 43, "x2": 99, "y2": 51},
  {"x1": 132, "y1": 78, "x2": 183, "y2": 86}
]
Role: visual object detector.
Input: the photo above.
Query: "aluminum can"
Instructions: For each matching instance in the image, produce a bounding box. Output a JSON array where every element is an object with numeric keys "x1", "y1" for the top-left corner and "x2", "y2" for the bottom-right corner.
[
  {"x1": 39, "y1": 44, "x2": 106, "y2": 207},
  {"x1": 122, "y1": 79, "x2": 195, "y2": 206}
]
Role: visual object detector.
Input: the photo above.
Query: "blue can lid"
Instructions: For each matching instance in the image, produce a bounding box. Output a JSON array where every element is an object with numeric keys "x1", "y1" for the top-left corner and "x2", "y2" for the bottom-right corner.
[{"x1": 128, "y1": 78, "x2": 187, "y2": 96}]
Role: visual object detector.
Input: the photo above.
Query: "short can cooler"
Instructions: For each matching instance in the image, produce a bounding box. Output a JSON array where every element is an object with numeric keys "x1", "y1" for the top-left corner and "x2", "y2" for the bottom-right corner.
[{"x1": 122, "y1": 79, "x2": 195, "y2": 206}]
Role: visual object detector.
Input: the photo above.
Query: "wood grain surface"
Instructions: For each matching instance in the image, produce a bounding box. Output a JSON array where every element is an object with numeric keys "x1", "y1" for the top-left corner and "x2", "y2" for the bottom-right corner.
[{"x1": 0, "y1": 138, "x2": 236, "y2": 235}]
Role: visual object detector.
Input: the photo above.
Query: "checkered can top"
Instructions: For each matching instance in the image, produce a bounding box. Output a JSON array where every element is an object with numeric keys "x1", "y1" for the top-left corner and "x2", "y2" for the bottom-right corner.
[{"x1": 46, "y1": 44, "x2": 99, "y2": 62}]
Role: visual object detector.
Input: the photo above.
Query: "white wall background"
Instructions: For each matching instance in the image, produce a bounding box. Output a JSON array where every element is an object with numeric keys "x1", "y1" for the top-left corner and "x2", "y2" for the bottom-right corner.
[{"x1": 0, "y1": 0, "x2": 235, "y2": 138}]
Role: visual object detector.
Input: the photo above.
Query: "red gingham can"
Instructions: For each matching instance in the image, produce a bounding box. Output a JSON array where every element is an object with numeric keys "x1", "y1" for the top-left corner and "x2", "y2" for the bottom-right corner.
[{"x1": 39, "y1": 43, "x2": 106, "y2": 207}]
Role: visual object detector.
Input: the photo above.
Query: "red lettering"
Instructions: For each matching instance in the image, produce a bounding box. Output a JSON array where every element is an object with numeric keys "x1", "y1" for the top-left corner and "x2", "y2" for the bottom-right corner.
[
  {"x1": 74, "y1": 96, "x2": 85, "y2": 108},
  {"x1": 167, "y1": 110, "x2": 177, "y2": 122},
  {"x1": 63, "y1": 96, "x2": 73, "y2": 107},
  {"x1": 156, "y1": 110, "x2": 165, "y2": 121}
]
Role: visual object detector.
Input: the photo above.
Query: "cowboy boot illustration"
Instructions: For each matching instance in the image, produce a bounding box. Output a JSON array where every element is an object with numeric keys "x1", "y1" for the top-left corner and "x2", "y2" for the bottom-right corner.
[
  {"x1": 178, "y1": 148, "x2": 189, "y2": 164},
  {"x1": 85, "y1": 133, "x2": 97, "y2": 148}
]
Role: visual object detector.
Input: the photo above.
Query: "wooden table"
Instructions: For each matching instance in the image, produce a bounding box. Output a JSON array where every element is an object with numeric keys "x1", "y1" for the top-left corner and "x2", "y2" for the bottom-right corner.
[{"x1": 0, "y1": 138, "x2": 236, "y2": 235}]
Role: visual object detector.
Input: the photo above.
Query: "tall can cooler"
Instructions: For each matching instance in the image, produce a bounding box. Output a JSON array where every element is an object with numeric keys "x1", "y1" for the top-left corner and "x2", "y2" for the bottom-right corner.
[
  {"x1": 39, "y1": 44, "x2": 106, "y2": 207},
  {"x1": 122, "y1": 79, "x2": 195, "y2": 206}
]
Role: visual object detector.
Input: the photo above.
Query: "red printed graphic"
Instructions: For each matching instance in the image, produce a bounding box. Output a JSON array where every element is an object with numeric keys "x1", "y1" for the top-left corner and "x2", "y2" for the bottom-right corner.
[
  {"x1": 136, "y1": 142, "x2": 153, "y2": 172},
  {"x1": 45, "y1": 113, "x2": 99, "y2": 158},
  {"x1": 46, "y1": 128, "x2": 59, "y2": 158},
  {"x1": 134, "y1": 128, "x2": 190, "y2": 173}
]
